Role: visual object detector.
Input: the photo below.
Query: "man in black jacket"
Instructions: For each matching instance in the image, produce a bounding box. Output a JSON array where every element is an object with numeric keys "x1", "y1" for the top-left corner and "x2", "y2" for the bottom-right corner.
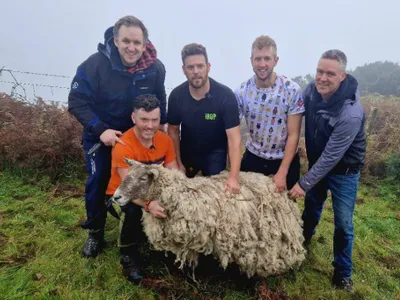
[
  {"x1": 68, "y1": 15, "x2": 167, "y2": 259},
  {"x1": 290, "y1": 50, "x2": 366, "y2": 293}
]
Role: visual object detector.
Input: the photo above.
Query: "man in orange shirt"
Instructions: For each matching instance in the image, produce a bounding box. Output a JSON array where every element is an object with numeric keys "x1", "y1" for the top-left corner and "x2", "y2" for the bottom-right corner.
[{"x1": 105, "y1": 94, "x2": 178, "y2": 284}]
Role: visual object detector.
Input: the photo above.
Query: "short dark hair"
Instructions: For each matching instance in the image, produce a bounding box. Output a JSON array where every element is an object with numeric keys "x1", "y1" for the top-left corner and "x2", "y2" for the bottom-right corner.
[
  {"x1": 113, "y1": 15, "x2": 149, "y2": 44},
  {"x1": 181, "y1": 43, "x2": 208, "y2": 64},
  {"x1": 133, "y1": 94, "x2": 160, "y2": 112}
]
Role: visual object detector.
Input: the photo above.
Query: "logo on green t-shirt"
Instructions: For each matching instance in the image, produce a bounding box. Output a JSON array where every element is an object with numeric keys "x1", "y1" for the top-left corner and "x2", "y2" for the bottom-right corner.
[{"x1": 205, "y1": 113, "x2": 217, "y2": 120}]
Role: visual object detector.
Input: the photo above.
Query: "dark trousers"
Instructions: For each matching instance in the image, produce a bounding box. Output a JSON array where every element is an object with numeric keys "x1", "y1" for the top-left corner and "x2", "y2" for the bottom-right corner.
[
  {"x1": 240, "y1": 149, "x2": 300, "y2": 189},
  {"x1": 182, "y1": 149, "x2": 227, "y2": 178},
  {"x1": 81, "y1": 139, "x2": 111, "y2": 230},
  {"x1": 118, "y1": 202, "x2": 146, "y2": 248},
  {"x1": 105, "y1": 194, "x2": 146, "y2": 264}
]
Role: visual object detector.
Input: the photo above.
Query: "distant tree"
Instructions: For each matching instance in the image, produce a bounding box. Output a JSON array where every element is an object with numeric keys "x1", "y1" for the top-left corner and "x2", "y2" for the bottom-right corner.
[
  {"x1": 305, "y1": 74, "x2": 314, "y2": 83},
  {"x1": 292, "y1": 76, "x2": 308, "y2": 90},
  {"x1": 292, "y1": 74, "x2": 314, "y2": 91},
  {"x1": 349, "y1": 61, "x2": 400, "y2": 96}
]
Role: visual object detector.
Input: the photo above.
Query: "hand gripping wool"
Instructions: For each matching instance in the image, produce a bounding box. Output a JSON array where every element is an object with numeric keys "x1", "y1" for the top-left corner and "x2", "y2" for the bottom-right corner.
[{"x1": 113, "y1": 160, "x2": 306, "y2": 278}]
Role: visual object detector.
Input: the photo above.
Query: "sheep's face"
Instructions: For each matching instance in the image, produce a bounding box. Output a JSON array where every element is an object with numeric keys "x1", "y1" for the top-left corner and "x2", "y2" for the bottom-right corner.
[{"x1": 112, "y1": 159, "x2": 159, "y2": 206}]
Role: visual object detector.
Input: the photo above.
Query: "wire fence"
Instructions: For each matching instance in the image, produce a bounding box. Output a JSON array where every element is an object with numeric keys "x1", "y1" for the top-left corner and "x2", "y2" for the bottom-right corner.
[{"x1": 0, "y1": 67, "x2": 174, "y2": 104}]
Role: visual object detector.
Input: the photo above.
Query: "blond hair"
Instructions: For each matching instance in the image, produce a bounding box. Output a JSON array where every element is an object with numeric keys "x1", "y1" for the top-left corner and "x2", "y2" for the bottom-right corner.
[{"x1": 251, "y1": 35, "x2": 277, "y2": 57}]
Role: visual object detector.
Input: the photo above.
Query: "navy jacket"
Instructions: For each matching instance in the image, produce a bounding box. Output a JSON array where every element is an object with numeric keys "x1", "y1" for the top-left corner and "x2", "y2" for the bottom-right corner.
[
  {"x1": 299, "y1": 74, "x2": 366, "y2": 192},
  {"x1": 68, "y1": 27, "x2": 167, "y2": 141}
]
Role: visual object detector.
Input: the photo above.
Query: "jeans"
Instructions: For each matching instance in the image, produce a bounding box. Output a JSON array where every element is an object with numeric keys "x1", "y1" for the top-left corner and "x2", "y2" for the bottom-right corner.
[{"x1": 302, "y1": 172, "x2": 360, "y2": 279}]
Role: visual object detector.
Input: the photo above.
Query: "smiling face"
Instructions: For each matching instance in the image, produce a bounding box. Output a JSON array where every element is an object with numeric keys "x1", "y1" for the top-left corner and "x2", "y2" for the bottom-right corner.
[
  {"x1": 251, "y1": 46, "x2": 279, "y2": 84},
  {"x1": 114, "y1": 25, "x2": 146, "y2": 67},
  {"x1": 131, "y1": 107, "x2": 160, "y2": 141},
  {"x1": 315, "y1": 58, "x2": 346, "y2": 100}
]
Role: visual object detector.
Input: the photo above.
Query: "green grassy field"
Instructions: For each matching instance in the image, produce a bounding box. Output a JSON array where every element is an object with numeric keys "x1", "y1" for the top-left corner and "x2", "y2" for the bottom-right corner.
[{"x1": 0, "y1": 172, "x2": 399, "y2": 299}]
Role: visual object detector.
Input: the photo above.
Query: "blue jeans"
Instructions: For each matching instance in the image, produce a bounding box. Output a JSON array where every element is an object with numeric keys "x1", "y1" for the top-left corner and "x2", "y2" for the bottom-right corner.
[{"x1": 302, "y1": 172, "x2": 360, "y2": 279}]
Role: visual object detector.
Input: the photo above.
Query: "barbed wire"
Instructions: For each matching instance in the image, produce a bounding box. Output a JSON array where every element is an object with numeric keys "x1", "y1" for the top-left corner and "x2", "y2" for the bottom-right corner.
[
  {"x1": 0, "y1": 66, "x2": 28, "y2": 99},
  {"x1": 2, "y1": 68, "x2": 72, "y2": 79},
  {"x1": 0, "y1": 80, "x2": 70, "y2": 90},
  {"x1": 0, "y1": 67, "x2": 175, "y2": 103}
]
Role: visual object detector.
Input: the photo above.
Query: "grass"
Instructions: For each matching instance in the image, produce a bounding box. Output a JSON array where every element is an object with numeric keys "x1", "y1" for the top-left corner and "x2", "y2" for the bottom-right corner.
[{"x1": 0, "y1": 172, "x2": 399, "y2": 299}]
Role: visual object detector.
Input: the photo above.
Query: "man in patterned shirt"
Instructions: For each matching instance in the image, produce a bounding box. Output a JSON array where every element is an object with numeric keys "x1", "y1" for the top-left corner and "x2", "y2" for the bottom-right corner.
[{"x1": 234, "y1": 35, "x2": 304, "y2": 192}]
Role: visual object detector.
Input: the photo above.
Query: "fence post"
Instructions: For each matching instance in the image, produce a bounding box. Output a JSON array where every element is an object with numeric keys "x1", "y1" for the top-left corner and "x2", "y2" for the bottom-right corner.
[{"x1": 365, "y1": 106, "x2": 377, "y2": 136}]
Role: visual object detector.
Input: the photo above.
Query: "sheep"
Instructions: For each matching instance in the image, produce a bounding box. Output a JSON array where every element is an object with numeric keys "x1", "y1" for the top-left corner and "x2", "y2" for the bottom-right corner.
[{"x1": 112, "y1": 159, "x2": 306, "y2": 278}]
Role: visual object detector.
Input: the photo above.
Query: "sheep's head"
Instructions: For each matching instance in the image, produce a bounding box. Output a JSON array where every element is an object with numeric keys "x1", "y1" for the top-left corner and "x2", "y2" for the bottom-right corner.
[{"x1": 112, "y1": 158, "x2": 160, "y2": 207}]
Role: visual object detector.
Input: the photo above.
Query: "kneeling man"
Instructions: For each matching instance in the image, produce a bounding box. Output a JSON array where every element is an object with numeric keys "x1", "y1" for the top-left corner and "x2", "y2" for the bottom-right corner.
[{"x1": 105, "y1": 94, "x2": 178, "y2": 284}]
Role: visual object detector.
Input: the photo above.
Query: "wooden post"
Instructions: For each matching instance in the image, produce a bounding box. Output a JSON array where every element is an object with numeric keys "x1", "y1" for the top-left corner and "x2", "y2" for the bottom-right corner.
[{"x1": 365, "y1": 107, "x2": 377, "y2": 136}]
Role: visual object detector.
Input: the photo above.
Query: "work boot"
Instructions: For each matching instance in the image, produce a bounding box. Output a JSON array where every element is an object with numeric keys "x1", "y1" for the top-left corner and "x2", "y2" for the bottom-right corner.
[
  {"x1": 332, "y1": 277, "x2": 354, "y2": 293},
  {"x1": 303, "y1": 236, "x2": 312, "y2": 252},
  {"x1": 304, "y1": 238, "x2": 312, "y2": 247},
  {"x1": 120, "y1": 248, "x2": 144, "y2": 284},
  {"x1": 82, "y1": 229, "x2": 105, "y2": 258}
]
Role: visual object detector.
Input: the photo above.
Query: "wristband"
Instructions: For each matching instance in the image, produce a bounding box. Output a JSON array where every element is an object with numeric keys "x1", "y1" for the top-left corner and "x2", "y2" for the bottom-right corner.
[{"x1": 144, "y1": 200, "x2": 152, "y2": 212}]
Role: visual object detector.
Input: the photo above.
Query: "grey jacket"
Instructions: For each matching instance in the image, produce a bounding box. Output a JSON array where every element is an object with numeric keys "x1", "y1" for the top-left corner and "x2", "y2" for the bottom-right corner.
[{"x1": 299, "y1": 75, "x2": 366, "y2": 192}]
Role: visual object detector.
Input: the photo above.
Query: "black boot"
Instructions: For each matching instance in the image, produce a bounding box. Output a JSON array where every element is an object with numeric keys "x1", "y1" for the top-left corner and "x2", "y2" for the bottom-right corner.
[
  {"x1": 303, "y1": 236, "x2": 312, "y2": 252},
  {"x1": 82, "y1": 229, "x2": 105, "y2": 258},
  {"x1": 120, "y1": 247, "x2": 144, "y2": 284},
  {"x1": 332, "y1": 276, "x2": 354, "y2": 293}
]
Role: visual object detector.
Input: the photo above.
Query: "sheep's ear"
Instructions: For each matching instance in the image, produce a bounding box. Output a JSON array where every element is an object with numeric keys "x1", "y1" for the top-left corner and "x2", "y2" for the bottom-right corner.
[
  {"x1": 124, "y1": 158, "x2": 140, "y2": 166},
  {"x1": 148, "y1": 168, "x2": 159, "y2": 180}
]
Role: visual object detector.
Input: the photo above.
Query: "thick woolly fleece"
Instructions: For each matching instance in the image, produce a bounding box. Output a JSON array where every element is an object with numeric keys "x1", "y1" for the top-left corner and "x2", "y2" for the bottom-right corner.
[{"x1": 119, "y1": 165, "x2": 306, "y2": 278}]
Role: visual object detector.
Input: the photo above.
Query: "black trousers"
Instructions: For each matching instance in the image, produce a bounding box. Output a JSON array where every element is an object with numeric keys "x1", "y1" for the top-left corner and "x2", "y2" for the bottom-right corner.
[
  {"x1": 181, "y1": 149, "x2": 227, "y2": 178},
  {"x1": 106, "y1": 195, "x2": 146, "y2": 250},
  {"x1": 240, "y1": 150, "x2": 300, "y2": 190}
]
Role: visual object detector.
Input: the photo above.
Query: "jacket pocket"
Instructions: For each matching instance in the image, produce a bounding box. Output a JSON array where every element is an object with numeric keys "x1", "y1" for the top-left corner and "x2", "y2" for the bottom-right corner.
[{"x1": 134, "y1": 71, "x2": 157, "y2": 96}]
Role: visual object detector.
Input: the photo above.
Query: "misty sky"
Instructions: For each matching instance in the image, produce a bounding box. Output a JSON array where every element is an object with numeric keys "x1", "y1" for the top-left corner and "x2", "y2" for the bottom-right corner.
[{"x1": 1, "y1": 0, "x2": 399, "y2": 102}]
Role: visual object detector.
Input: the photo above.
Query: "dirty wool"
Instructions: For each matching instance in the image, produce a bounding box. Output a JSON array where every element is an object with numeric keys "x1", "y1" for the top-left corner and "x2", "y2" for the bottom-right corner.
[{"x1": 114, "y1": 163, "x2": 306, "y2": 278}]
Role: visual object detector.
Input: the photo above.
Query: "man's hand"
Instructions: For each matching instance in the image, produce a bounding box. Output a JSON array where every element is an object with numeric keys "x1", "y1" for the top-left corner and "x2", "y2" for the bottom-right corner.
[
  {"x1": 159, "y1": 124, "x2": 167, "y2": 133},
  {"x1": 224, "y1": 177, "x2": 240, "y2": 194},
  {"x1": 289, "y1": 183, "x2": 305, "y2": 199},
  {"x1": 148, "y1": 200, "x2": 167, "y2": 219},
  {"x1": 177, "y1": 161, "x2": 186, "y2": 173},
  {"x1": 273, "y1": 171, "x2": 287, "y2": 193},
  {"x1": 100, "y1": 129, "x2": 126, "y2": 147}
]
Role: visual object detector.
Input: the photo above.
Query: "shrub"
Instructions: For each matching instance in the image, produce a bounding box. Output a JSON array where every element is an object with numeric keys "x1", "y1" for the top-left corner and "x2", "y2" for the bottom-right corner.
[
  {"x1": 361, "y1": 95, "x2": 400, "y2": 180},
  {"x1": 0, "y1": 93, "x2": 84, "y2": 181},
  {"x1": 386, "y1": 152, "x2": 400, "y2": 180}
]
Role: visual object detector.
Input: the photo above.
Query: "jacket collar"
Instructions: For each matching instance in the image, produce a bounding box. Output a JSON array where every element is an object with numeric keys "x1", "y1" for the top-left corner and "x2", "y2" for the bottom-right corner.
[{"x1": 311, "y1": 74, "x2": 359, "y2": 116}]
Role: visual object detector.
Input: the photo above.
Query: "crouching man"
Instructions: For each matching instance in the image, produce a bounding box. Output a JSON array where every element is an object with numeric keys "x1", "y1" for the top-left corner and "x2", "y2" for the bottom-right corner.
[
  {"x1": 105, "y1": 94, "x2": 178, "y2": 284},
  {"x1": 289, "y1": 50, "x2": 366, "y2": 292}
]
